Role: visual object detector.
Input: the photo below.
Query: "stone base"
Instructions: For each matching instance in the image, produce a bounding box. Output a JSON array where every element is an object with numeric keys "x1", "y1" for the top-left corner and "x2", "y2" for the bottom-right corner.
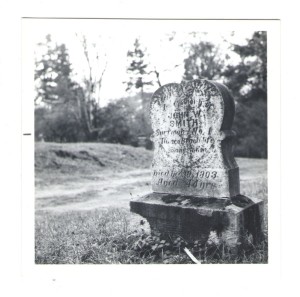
[{"x1": 130, "y1": 193, "x2": 264, "y2": 250}]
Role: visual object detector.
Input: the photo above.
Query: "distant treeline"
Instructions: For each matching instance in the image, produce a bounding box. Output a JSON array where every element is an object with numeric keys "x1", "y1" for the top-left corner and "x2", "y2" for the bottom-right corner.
[{"x1": 35, "y1": 32, "x2": 267, "y2": 158}]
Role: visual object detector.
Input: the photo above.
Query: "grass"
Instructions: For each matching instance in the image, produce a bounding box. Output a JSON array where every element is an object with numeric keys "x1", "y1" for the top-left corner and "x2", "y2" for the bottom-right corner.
[
  {"x1": 35, "y1": 142, "x2": 268, "y2": 264},
  {"x1": 35, "y1": 142, "x2": 153, "y2": 175},
  {"x1": 35, "y1": 207, "x2": 268, "y2": 264},
  {"x1": 35, "y1": 180, "x2": 268, "y2": 264},
  {"x1": 35, "y1": 208, "x2": 145, "y2": 264}
]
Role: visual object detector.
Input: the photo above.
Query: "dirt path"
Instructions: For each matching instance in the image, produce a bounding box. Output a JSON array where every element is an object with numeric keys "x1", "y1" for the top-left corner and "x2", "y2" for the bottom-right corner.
[
  {"x1": 35, "y1": 158, "x2": 267, "y2": 213},
  {"x1": 36, "y1": 169, "x2": 152, "y2": 212}
]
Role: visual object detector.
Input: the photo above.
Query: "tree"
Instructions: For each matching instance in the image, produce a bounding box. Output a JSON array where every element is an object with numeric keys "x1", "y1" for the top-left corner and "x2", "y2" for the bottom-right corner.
[
  {"x1": 180, "y1": 32, "x2": 267, "y2": 158},
  {"x1": 124, "y1": 38, "x2": 154, "y2": 144},
  {"x1": 76, "y1": 34, "x2": 108, "y2": 139},
  {"x1": 125, "y1": 38, "x2": 153, "y2": 96},
  {"x1": 96, "y1": 98, "x2": 139, "y2": 145},
  {"x1": 35, "y1": 35, "x2": 72, "y2": 104},
  {"x1": 223, "y1": 31, "x2": 267, "y2": 158},
  {"x1": 224, "y1": 31, "x2": 267, "y2": 99},
  {"x1": 182, "y1": 40, "x2": 226, "y2": 81},
  {"x1": 34, "y1": 35, "x2": 86, "y2": 142},
  {"x1": 94, "y1": 93, "x2": 153, "y2": 147}
]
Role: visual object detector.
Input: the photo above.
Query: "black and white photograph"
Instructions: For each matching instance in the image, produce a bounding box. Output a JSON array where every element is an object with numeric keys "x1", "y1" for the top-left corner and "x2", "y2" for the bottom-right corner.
[
  {"x1": 3, "y1": 0, "x2": 300, "y2": 294},
  {"x1": 5, "y1": 0, "x2": 300, "y2": 293},
  {"x1": 24, "y1": 19, "x2": 271, "y2": 265}
]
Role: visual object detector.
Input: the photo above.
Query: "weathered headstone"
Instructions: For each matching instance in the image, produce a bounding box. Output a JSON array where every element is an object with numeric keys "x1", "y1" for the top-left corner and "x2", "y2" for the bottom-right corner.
[
  {"x1": 150, "y1": 80, "x2": 239, "y2": 198},
  {"x1": 130, "y1": 79, "x2": 264, "y2": 251}
]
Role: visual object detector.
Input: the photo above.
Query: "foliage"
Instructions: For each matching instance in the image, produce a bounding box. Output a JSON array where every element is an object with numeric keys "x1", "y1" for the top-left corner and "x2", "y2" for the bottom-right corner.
[
  {"x1": 34, "y1": 35, "x2": 87, "y2": 142},
  {"x1": 234, "y1": 99, "x2": 267, "y2": 158},
  {"x1": 34, "y1": 32, "x2": 268, "y2": 158},
  {"x1": 132, "y1": 231, "x2": 268, "y2": 264},
  {"x1": 183, "y1": 40, "x2": 226, "y2": 80},
  {"x1": 35, "y1": 104, "x2": 85, "y2": 143},
  {"x1": 123, "y1": 39, "x2": 154, "y2": 147},
  {"x1": 96, "y1": 99, "x2": 139, "y2": 145},
  {"x1": 95, "y1": 93, "x2": 152, "y2": 146},
  {"x1": 224, "y1": 31, "x2": 267, "y2": 158},
  {"x1": 125, "y1": 38, "x2": 153, "y2": 94},
  {"x1": 182, "y1": 32, "x2": 267, "y2": 158},
  {"x1": 224, "y1": 31, "x2": 267, "y2": 98},
  {"x1": 35, "y1": 35, "x2": 72, "y2": 104}
]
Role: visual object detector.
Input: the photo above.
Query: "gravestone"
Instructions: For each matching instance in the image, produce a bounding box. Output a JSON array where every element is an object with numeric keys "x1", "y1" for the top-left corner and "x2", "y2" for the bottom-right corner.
[
  {"x1": 130, "y1": 79, "x2": 264, "y2": 250},
  {"x1": 150, "y1": 80, "x2": 239, "y2": 198}
]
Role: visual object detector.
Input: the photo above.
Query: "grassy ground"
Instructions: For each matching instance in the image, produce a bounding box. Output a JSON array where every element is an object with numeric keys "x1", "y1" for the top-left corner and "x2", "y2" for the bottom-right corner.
[
  {"x1": 35, "y1": 142, "x2": 268, "y2": 264},
  {"x1": 35, "y1": 142, "x2": 153, "y2": 177}
]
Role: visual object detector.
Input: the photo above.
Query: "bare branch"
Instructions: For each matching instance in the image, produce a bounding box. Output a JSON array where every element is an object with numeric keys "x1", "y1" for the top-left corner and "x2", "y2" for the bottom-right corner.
[
  {"x1": 149, "y1": 64, "x2": 180, "y2": 87},
  {"x1": 76, "y1": 33, "x2": 108, "y2": 135}
]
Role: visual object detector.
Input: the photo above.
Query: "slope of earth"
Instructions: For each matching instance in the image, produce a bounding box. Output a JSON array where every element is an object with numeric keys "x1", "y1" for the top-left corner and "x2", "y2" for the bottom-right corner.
[{"x1": 35, "y1": 142, "x2": 267, "y2": 212}]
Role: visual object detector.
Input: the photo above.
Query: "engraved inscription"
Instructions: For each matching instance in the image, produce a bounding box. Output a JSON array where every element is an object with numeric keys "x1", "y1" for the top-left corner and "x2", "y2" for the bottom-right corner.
[{"x1": 150, "y1": 79, "x2": 240, "y2": 198}]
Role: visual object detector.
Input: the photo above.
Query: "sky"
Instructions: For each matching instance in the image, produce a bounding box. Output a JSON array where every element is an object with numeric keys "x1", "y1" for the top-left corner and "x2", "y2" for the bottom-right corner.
[{"x1": 25, "y1": 19, "x2": 255, "y2": 106}]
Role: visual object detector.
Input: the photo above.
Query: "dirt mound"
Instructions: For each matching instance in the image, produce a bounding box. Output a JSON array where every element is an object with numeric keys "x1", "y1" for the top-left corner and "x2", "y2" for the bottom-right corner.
[
  {"x1": 52, "y1": 149, "x2": 105, "y2": 166},
  {"x1": 35, "y1": 142, "x2": 153, "y2": 174}
]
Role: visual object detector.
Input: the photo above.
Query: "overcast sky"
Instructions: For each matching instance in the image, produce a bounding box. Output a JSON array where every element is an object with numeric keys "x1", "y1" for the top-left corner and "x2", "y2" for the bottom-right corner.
[{"x1": 26, "y1": 19, "x2": 255, "y2": 106}]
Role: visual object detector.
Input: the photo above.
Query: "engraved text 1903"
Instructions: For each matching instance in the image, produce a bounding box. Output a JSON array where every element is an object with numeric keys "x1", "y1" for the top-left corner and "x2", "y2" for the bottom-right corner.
[{"x1": 150, "y1": 79, "x2": 239, "y2": 198}]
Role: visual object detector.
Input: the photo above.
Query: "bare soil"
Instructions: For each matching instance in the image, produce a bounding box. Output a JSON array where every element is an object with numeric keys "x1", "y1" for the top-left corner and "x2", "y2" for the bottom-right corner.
[{"x1": 35, "y1": 142, "x2": 267, "y2": 213}]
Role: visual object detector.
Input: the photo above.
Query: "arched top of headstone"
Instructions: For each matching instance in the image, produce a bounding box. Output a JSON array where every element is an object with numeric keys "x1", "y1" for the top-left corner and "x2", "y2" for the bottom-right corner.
[
  {"x1": 151, "y1": 79, "x2": 235, "y2": 132},
  {"x1": 150, "y1": 79, "x2": 239, "y2": 198}
]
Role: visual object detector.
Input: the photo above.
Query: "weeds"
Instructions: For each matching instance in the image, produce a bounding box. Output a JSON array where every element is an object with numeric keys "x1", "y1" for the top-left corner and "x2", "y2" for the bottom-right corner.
[
  {"x1": 35, "y1": 144, "x2": 268, "y2": 264},
  {"x1": 35, "y1": 207, "x2": 268, "y2": 264}
]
